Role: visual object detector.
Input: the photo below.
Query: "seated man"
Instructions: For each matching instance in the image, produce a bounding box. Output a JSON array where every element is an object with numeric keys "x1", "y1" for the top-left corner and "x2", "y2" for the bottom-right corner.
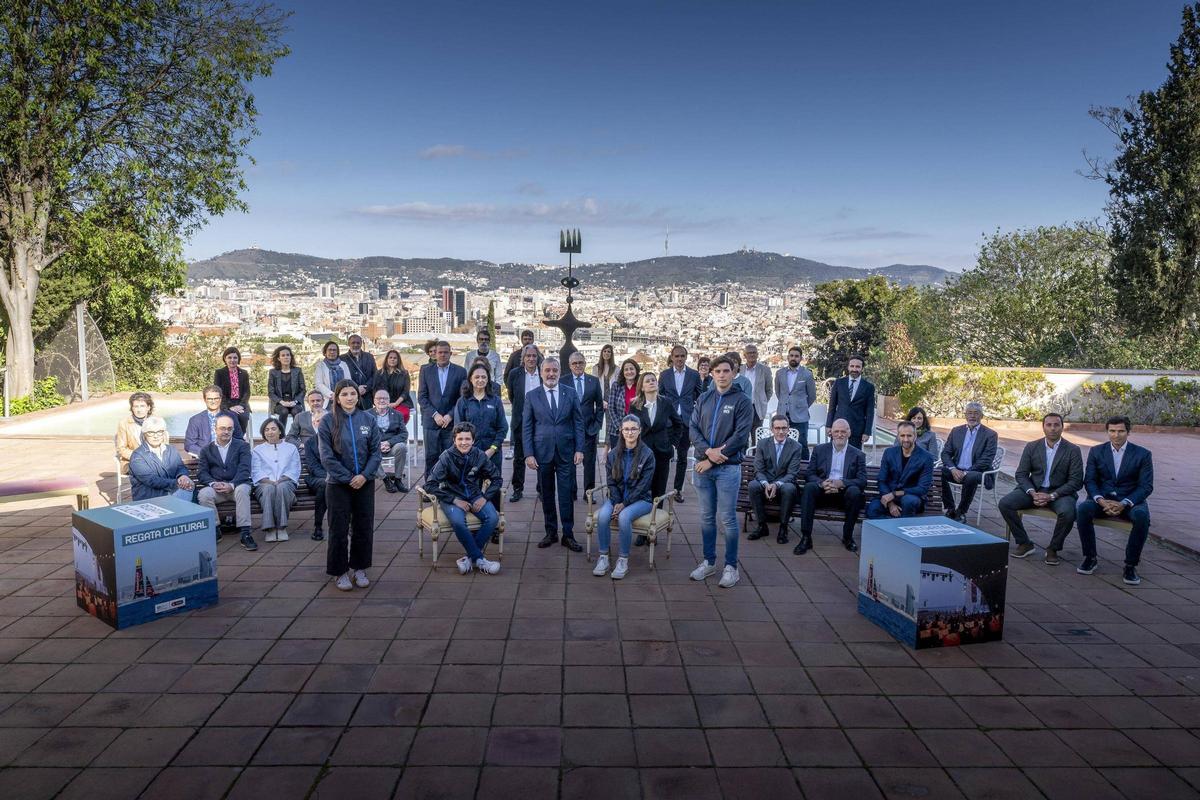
[
  {"x1": 747, "y1": 414, "x2": 804, "y2": 544},
  {"x1": 866, "y1": 421, "x2": 934, "y2": 519},
  {"x1": 128, "y1": 416, "x2": 195, "y2": 502},
  {"x1": 1076, "y1": 415, "x2": 1154, "y2": 585},
  {"x1": 797, "y1": 417, "x2": 867, "y2": 554},
  {"x1": 184, "y1": 385, "x2": 244, "y2": 456},
  {"x1": 938, "y1": 401, "x2": 998, "y2": 521},
  {"x1": 427, "y1": 422, "x2": 503, "y2": 576},
  {"x1": 368, "y1": 389, "x2": 409, "y2": 493},
  {"x1": 286, "y1": 389, "x2": 327, "y2": 447},
  {"x1": 197, "y1": 415, "x2": 256, "y2": 551},
  {"x1": 302, "y1": 407, "x2": 328, "y2": 542},
  {"x1": 998, "y1": 413, "x2": 1083, "y2": 563}
]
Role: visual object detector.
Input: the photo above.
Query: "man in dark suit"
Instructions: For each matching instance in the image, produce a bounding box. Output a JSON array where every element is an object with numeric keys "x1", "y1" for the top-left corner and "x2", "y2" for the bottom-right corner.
[
  {"x1": 418, "y1": 341, "x2": 467, "y2": 479},
  {"x1": 775, "y1": 345, "x2": 817, "y2": 460},
  {"x1": 196, "y1": 415, "x2": 256, "y2": 550},
  {"x1": 659, "y1": 345, "x2": 702, "y2": 503},
  {"x1": 938, "y1": 401, "x2": 999, "y2": 521},
  {"x1": 998, "y1": 413, "x2": 1084, "y2": 563},
  {"x1": 866, "y1": 422, "x2": 934, "y2": 520},
  {"x1": 798, "y1": 418, "x2": 867, "y2": 554},
  {"x1": 503, "y1": 329, "x2": 537, "y2": 386},
  {"x1": 523, "y1": 358, "x2": 585, "y2": 551},
  {"x1": 566, "y1": 352, "x2": 605, "y2": 497},
  {"x1": 825, "y1": 355, "x2": 876, "y2": 450},
  {"x1": 1076, "y1": 416, "x2": 1154, "y2": 585},
  {"x1": 504, "y1": 345, "x2": 542, "y2": 502},
  {"x1": 341, "y1": 334, "x2": 377, "y2": 410},
  {"x1": 748, "y1": 414, "x2": 804, "y2": 544}
]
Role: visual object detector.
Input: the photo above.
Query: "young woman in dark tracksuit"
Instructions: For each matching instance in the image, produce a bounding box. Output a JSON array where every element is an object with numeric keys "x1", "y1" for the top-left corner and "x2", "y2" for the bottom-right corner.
[
  {"x1": 453, "y1": 363, "x2": 508, "y2": 477},
  {"x1": 592, "y1": 414, "x2": 657, "y2": 580},
  {"x1": 318, "y1": 379, "x2": 382, "y2": 591}
]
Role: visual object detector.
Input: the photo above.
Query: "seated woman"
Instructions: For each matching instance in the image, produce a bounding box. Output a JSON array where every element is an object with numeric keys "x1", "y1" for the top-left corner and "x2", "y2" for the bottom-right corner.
[
  {"x1": 427, "y1": 422, "x2": 503, "y2": 576},
  {"x1": 128, "y1": 416, "x2": 194, "y2": 502},
  {"x1": 251, "y1": 418, "x2": 301, "y2": 542},
  {"x1": 906, "y1": 406, "x2": 939, "y2": 457},
  {"x1": 302, "y1": 406, "x2": 328, "y2": 542},
  {"x1": 368, "y1": 389, "x2": 409, "y2": 493},
  {"x1": 592, "y1": 414, "x2": 656, "y2": 580},
  {"x1": 116, "y1": 392, "x2": 154, "y2": 473}
]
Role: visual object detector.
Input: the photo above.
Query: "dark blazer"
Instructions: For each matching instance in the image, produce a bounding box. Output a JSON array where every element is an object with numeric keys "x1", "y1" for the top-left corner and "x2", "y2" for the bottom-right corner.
[
  {"x1": 370, "y1": 368, "x2": 414, "y2": 411},
  {"x1": 340, "y1": 350, "x2": 377, "y2": 388},
  {"x1": 522, "y1": 383, "x2": 585, "y2": 464},
  {"x1": 214, "y1": 366, "x2": 252, "y2": 413},
  {"x1": 1015, "y1": 438, "x2": 1084, "y2": 497},
  {"x1": 418, "y1": 362, "x2": 468, "y2": 429},
  {"x1": 659, "y1": 366, "x2": 702, "y2": 421},
  {"x1": 1084, "y1": 442, "x2": 1154, "y2": 507},
  {"x1": 198, "y1": 438, "x2": 252, "y2": 487},
  {"x1": 877, "y1": 445, "x2": 934, "y2": 500},
  {"x1": 753, "y1": 436, "x2": 804, "y2": 485},
  {"x1": 633, "y1": 398, "x2": 683, "y2": 456},
  {"x1": 505, "y1": 366, "x2": 541, "y2": 430},
  {"x1": 184, "y1": 410, "x2": 243, "y2": 456},
  {"x1": 369, "y1": 408, "x2": 408, "y2": 450},
  {"x1": 504, "y1": 347, "x2": 542, "y2": 387},
  {"x1": 805, "y1": 442, "x2": 868, "y2": 491},
  {"x1": 940, "y1": 424, "x2": 999, "y2": 472},
  {"x1": 128, "y1": 444, "x2": 190, "y2": 501},
  {"x1": 303, "y1": 433, "x2": 326, "y2": 486},
  {"x1": 825, "y1": 375, "x2": 875, "y2": 438},
  {"x1": 267, "y1": 368, "x2": 306, "y2": 411},
  {"x1": 604, "y1": 443, "x2": 656, "y2": 506},
  {"x1": 564, "y1": 372, "x2": 605, "y2": 438}
]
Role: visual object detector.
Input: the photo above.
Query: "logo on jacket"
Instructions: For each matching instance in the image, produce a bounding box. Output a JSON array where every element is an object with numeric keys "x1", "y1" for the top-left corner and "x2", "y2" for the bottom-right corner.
[{"x1": 359, "y1": 426, "x2": 371, "y2": 435}]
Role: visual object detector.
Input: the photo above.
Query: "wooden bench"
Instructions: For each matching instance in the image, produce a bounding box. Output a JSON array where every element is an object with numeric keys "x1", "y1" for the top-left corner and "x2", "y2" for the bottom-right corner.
[
  {"x1": 183, "y1": 459, "x2": 319, "y2": 524},
  {"x1": 1011, "y1": 506, "x2": 1133, "y2": 543},
  {"x1": 737, "y1": 456, "x2": 945, "y2": 529},
  {"x1": 0, "y1": 476, "x2": 90, "y2": 511}
]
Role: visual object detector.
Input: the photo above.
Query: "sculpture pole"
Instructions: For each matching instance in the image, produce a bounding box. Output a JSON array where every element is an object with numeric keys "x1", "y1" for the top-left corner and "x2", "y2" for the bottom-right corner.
[{"x1": 543, "y1": 228, "x2": 592, "y2": 362}]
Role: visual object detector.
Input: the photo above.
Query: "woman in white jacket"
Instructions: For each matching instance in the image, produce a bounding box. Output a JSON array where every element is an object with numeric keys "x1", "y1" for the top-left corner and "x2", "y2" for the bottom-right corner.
[
  {"x1": 314, "y1": 340, "x2": 349, "y2": 409},
  {"x1": 252, "y1": 418, "x2": 301, "y2": 542}
]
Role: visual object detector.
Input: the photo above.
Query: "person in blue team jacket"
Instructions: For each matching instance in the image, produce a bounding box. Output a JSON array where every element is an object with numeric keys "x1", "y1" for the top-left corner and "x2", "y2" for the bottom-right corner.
[{"x1": 592, "y1": 414, "x2": 657, "y2": 581}]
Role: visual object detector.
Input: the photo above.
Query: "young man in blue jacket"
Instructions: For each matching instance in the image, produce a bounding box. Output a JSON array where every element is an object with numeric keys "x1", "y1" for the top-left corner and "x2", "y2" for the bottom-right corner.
[
  {"x1": 428, "y1": 422, "x2": 503, "y2": 576},
  {"x1": 688, "y1": 355, "x2": 754, "y2": 588}
]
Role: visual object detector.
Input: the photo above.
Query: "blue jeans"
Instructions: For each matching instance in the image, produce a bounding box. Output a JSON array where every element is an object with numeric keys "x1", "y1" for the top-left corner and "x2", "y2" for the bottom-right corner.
[
  {"x1": 596, "y1": 499, "x2": 653, "y2": 558},
  {"x1": 695, "y1": 463, "x2": 740, "y2": 568},
  {"x1": 441, "y1": 501, "x2": 499, "y2": 562},
  {"x1": 1077, "y1": 499, "x2": 1151, "y2": 565}
]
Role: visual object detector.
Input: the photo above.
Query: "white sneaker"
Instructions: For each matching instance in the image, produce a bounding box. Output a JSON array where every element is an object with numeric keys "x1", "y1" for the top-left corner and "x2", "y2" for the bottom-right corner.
[
  {"x1": 592, "y1": 555, "x2": 609, "y2": 577},
  {"x1": 353, "y1": 569, "x2": 369, "y2": 588},
  {"x1": 718, "y1": 565, "x2": 740, "y2": 588},
  {"x1": 456, "y1": 555, "x2": 473, "y2": 575},
  {"x1": 612, "y1": 557, "x2": 629, "y2": 580},
  {"x1": 263, "y1": 529, "x2": 277, "y2": 543},
  {"x1": 277, "y1": 529, "x2": 289, "y2": 542},
  {"x1": 475, "y1": 557, "x2": 501, "y2": 575},
  {"x1": 690, "y1": 561, "x2": 717, "y2": 581},
  {"x1": 335, "y1": 573, "x2": 353, "y2": 591}
]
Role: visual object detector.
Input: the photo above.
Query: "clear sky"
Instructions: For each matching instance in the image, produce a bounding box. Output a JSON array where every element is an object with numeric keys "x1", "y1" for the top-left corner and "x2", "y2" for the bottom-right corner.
[{"x1": 183, "y1": 0, "x2": 1189, "y2": 270}]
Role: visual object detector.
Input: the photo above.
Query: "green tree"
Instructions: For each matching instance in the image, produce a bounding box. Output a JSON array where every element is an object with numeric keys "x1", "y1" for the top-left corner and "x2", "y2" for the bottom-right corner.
[
  {"x1": 806, "y1": 275, "x2": 916, "y2": 377},
  {"x1": 1091, "y1": 2, "x2": 1200, "y2": 335},
  {"x1": 0, "y1": 0, "x2": 288, "y2": 398},
  {"x1": 486, "y1": 300, "x2": 496, "y2": 345}
]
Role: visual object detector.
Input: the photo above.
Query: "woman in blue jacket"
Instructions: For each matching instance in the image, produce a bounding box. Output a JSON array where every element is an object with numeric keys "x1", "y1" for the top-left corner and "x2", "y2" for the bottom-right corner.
[
  {"x1": 318, "y1": 380, "x2": 382, "y2": 591},
  {"x1": 592, "y1": 414, "x2": 656, "y2": 580},
  {"x1": 453, "y1": 363, "x2": 508, "y2": 477}
]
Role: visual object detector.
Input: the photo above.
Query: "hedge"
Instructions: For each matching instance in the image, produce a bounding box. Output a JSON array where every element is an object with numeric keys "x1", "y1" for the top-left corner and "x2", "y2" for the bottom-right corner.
[
  {"x1": 1070, "y1": 378, "x2": 1200, "y2": 427},
  {"x1": 896, "y1": 366, "x2": 1059, "y2": 420}
]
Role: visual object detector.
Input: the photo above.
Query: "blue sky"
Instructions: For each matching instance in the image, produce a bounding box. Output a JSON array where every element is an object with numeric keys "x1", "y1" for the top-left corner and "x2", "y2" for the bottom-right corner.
[{"x1": 184, "y1": 0, "x2": 1188, "y2": 270}]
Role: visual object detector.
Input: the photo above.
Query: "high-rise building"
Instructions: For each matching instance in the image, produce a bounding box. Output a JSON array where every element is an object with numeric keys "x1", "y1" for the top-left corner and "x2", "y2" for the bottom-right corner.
[
  {"x1": 454, "y1": 289, "x2": 467, "y2": 327},
  {"x1": 442, "y1": 285, "x2": 454, "y2": 314},
  {"x1": 377, "y1": 281, "x2": 389, "y2": 300},
  {"x1": 318, "y1": 283, "x2": 335, "y2": 299},
  {"x1": 357, "y1": 301, "x2": 370, "y2": 315}
]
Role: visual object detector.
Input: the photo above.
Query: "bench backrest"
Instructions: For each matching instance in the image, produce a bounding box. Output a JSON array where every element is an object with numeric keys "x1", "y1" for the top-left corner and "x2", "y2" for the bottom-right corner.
[{"x1": 737, "y1": 456, "x2": 945, "y2": 517}]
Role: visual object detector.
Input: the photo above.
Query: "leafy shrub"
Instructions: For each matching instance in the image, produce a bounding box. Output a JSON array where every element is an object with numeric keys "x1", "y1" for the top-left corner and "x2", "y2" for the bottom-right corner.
[
  {"x1": 1071, "y1": 378, "x2": 1200, "y2": 426},
  {"x1": 9, "y1": 377, "x2": 67, "y2": 415},
  {"x1": 897, "y1": 366, "x2": 1060, "y2": 420}
]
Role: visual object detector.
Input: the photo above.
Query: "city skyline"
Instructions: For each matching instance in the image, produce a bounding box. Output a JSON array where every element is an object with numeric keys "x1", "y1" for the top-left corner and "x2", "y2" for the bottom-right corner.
[{"x1": 183, "y1": 0, "x2": 1186, "y2": 270}]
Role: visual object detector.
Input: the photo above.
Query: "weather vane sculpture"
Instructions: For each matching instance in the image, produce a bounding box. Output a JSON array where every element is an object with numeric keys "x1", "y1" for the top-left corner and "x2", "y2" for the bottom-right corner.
[{"x1": 542, "y1": 228, "x2": 592, "y2": 361}]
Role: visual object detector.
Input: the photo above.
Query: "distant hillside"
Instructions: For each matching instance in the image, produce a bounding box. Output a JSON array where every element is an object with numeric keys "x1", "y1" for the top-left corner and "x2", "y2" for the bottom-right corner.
[{"x1": 188, "y1": 248, "x2": 954, "y2": 288}]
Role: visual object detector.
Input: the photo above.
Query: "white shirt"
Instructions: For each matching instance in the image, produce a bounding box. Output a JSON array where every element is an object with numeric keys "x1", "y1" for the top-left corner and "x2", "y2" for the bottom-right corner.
[
  {"x1": 252, "y1": 441, "x2": 301, "y2": 484},
  {"x1": 1110, "y1": 443, "x2": 1126, "y2": 477},
  {"x1": 830, "y1": 444, "x2": 847, "y2": 481},
  {"x1": 437, "y1": 364, "x2": 449, "y2": 393},
  {"x1": 1042, "y1": 439, "x2": 1058, "y2": 489},
  {"x1": 216, "y1": 441, "x2": 231, "y2": 463},
  {"x1": 646, "y1": 398, "x2": 657, "y2": 426},
  {"x1": 673, "y1": 368, "x2": 686, "y2": 399},
  {"x1": 572, "y1": 373, "x2": 587, "y2": 400},
  {"x1": 523, "y1": 369, "x2": 541, "y2": 396},
  {"x1": 786, "y1": 368, "x2": 798, "y2": 393},
  {"x1": 543, "y1": 385, "x2": 559, "y2": 414},
  {"x1": 149, "y1": 442, "x2": 168, "y2": 460}
]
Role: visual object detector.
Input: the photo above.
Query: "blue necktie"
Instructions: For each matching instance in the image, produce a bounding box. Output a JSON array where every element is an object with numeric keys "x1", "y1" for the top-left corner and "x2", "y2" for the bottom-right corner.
[{"x1": 550, "y1": 388, "x2": 558, "y2": 419}]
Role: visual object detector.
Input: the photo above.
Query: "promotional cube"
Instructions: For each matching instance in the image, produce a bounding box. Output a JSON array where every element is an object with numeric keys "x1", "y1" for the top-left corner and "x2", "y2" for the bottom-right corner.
[
  {"x1": 71, "y1": 495, "x2": 218, "y2": 629},
  {"x1": 857, "y1": 516, "x2": 1007, "y2": 649}
]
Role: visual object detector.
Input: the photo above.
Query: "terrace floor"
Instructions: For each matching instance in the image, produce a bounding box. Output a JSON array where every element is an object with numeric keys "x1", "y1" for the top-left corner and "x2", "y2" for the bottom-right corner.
[{"x1": 0, "y1": 436, "x2": 1198, "y2": 799}]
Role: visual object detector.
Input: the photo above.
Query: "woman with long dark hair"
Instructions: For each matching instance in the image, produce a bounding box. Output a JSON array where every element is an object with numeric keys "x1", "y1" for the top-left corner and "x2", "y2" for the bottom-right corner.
[
  {"x1": 370, "y1": 349, "x2": 414, "y2": 418},
  {"x1": 631, "y1": 371, "x2": 683, "y2": 502},
  {"x1": 318, "y1": 379, "x2": 382, "y2": 591},
  {"x1": 214, "y1": 346, "x2": 251, "y2": 433},
  {"x1": 592, "y1": 414, "x2": 656, "y2": 580},
  {"x1": 594, "y1": 344, "x2": 617, "y2": 397},
  {"x1": 905, "y1": 406, "x2": 939, "y2": 457},
  {"x1": 268, "y1": 345, "x2": 307, "y2": 432},
  {"x1": 606, "y1": 359, "x2": 641, "y2": 448},
  {"x1": 314, "y1": 341, "x2": 348, "y2": 409},
  {"x1": 454, "y1": 363, "x2": 508, "y2": 478}
]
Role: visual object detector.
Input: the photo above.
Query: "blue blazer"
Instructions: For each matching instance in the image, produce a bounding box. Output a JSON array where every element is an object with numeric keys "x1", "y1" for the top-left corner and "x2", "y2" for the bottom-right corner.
[
  {"x1": 418, "y1": 362, "x2": 467, "y2": 427},
  {"x1": 659, "y1": 366, "x2": 702, "y2": 421},
  {"x1": 183, "y1": 410, "x2": 243, "y2": 455},
  {"x1": 197, "y1": 438, "x2": 252, "y2": 487},
  {"x1": 877, "y1": 445, "x2": 934, "y2": 500},
  {"x1": 805, "y1": 442, "x2": 868, "y2": 491},
  {"x1": 129, "y1": 444, "x2": 190, "y2": 501},
  {"x1": 563, "y1": 372, "x2": 605, "y2": 438},
  {"x1": 522, "y1": 383, "x2": 585, "y2": 465},
  {"x1": 1084, "y1": 442, "x2": 1153, "y2": 507}
]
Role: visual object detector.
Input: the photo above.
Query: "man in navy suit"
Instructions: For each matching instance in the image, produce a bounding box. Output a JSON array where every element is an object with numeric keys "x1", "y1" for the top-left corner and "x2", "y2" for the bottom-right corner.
[
  {"x1": 825, "y1": 355, "x2": 876, "y2": 450},
  {"x1": 505, "y1": 345, "x2": 542, "y2": 502},
  {"x1": 866, "y1": 421, "x2": 934, "y2": 519},
  {"x1": 523, "y1": 357, "x2": 585, "y2": 551},
  {"x1": 659, "y1": 345, "x2": 702, "y2": 502},
  {"x1": 1076, "y1": 416, "x2": 1154, "y2": 585},
  {"x1": 566, "y1": 352, "x2": 605, "y2": 497},
  {"x1": 418, "y1": 341, "x2": 468, "y2": 479},
  {"x1": 938, "y1": 402, "x2": 999, "y2": 521},
  {"x1": 798, "y1": 418, "x2": 867, "y2": 554},
  {"x1": 184, "y1": 385, "x2": 244, "y2": 456}
]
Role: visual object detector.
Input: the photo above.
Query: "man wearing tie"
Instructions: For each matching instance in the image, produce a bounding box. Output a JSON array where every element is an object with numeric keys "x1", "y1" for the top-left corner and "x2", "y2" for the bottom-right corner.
[
  {"x1": 938, "y1": 402, "x2": 999, "y2": 522},
  {"x1": 1075, "y1": 416, "x2": 1154, "y2": 585},
  {"x1": 504, "y1": 345, "x2": 542, "y2": 502},
  {"x1": 567, "y1": 352, "x2": 605, "y2": 499},
  {"x1": 997, "y1": 413, "x2": 1084, "y2": 563},
  {"x1": 825, "y1": 356, "x2": 876, "y2": 451},
  {"x1": 659, "y1": 345, "x2": 702, "y2": 503},
  {"x1": 797, "y1": 418, "x2": 867, "y2": 554},
  {"x1": 774, "y1": 345, "x2": 817, "y2": 460},
  {"x1": 418, "y1": 341, "x2": 467, "y2": 479},
  {"x1": 524, "y1": 358, "x2": 586, "y2": 551},
  {"x1": 740, "y1": 343, "x2": 773, "y2": 435},
  {"x1": 747, "y1": 414, "x2": 804, "y2": 544}
]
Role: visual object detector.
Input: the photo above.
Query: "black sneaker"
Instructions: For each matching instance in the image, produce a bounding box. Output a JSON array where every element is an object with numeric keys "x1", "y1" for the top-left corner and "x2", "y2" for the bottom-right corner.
[
  {"x1": 1123, "y1": 565, "x2": 1141, "y2": 586},
  {"x1": 383, "y1": 476, "x2": 398, "y2": 493},
  {"x1": 1077, "y1": 556, "x2": 1098, "y2": 575},
  {"x1": 672, "y1": 491, "x2": 684, "y2": 504},
  {"x1": 311, "y1": 528, "x2": 324, "y2": 542},
  {"x1": 240, "y1": 531, "x2": 258, "y2": 552}
]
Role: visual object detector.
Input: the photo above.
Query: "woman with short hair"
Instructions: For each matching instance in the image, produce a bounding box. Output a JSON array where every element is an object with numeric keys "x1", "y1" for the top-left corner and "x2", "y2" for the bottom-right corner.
[
  {"x1": 116, "y1": 392, "x2": 155, "y2": 472},
  {"x1": 314, "y1": 340, "x2": 348, "y2": 409},
  {"x1": 905, "y1": 406, "x2": 939, "y2": 457},
  {"x1": 252, "y1": 418, "x2": 301, "y2": 542}
]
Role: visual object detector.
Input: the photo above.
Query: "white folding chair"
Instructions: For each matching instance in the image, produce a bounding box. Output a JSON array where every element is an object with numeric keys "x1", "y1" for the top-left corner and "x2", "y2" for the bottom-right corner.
[
  {"x1": 948, "y1": 446, "x2": 1006, "y2": 526},
  {"x1": 114, "y1": 454, "x2": 128, "y2": 502}
]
